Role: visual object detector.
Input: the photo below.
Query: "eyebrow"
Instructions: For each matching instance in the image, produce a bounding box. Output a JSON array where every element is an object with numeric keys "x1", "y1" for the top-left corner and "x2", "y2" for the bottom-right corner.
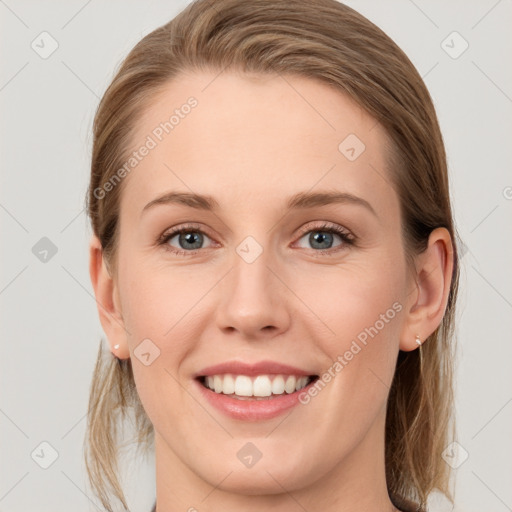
[{"x1": 141, "y1": 190, "x2": 377, "y2": 217}]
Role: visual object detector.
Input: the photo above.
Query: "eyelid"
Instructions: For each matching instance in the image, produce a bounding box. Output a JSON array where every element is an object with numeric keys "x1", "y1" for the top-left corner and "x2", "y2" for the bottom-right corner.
[
  {"x1": 295, "y1": 220, "x2": 353, "y2": 239},
  {"x1": 159, "y1": 222, "x2": 210, "y2": 238}
]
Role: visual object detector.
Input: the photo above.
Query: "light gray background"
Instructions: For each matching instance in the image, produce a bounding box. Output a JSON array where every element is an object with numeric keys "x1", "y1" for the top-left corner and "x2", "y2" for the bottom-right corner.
[{"x1": 1, "y1": 1, "x2": 511, "y2": 511}]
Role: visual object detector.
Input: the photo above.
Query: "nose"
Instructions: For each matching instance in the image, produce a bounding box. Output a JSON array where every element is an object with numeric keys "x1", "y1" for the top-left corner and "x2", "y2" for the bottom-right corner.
[{"x1": 215, "y1": 241, "x2": 292, "y2": 340}]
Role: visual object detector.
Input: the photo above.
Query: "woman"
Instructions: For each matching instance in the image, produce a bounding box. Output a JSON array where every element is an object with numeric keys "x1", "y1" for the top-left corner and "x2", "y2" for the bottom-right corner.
[{"x1": 85, "y1": 1, "x2": 460, "y2": 511}]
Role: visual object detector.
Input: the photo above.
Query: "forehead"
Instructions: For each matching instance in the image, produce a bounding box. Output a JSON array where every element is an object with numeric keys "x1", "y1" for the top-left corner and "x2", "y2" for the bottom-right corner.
[{"x1": 121, "y1": 69, "x2": 396, "y2": 218}]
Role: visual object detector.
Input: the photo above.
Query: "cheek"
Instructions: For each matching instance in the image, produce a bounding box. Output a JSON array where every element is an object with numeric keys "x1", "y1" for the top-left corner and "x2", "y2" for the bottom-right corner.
[
  {"x1": 115, "y1": 253, "x2": 206, "y2": 396},
  {"x1": 306, "y1": 261, "x2": 404, "y2": 342},
  {"x1": 299, "y1": 257, "x2": 405, "y2": 393},
  {"x1": 121, "y1": 266, "x2": 206, "y2": 425},
  {"x1": 118, "y1": 256, "x2": 208, "y2": 342}
]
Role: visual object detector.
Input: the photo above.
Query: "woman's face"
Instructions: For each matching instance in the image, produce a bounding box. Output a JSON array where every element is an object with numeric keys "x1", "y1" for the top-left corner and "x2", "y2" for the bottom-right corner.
[{"x1": 105, "y1": 70, "x2": 419, "y2": 496}]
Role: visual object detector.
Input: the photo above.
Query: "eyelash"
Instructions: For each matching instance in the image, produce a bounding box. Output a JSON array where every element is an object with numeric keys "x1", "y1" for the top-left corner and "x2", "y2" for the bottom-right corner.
[{"x1": 156, "y1": 222, "x2": 355, "y2": 257}]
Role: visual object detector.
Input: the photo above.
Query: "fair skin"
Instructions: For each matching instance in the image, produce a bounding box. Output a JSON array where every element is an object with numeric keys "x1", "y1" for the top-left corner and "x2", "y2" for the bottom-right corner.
[{"x1": 89, "y1": 70, "x2": 453, "y2": 512}]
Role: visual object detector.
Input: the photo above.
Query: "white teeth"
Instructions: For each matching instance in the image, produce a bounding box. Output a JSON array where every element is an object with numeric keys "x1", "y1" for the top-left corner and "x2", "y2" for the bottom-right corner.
[
  {"x1": 202, "y1": 374, "x2": 312, "y2": 397},
  {"x1": 223, "y1": 374, "x2": 235, "y2": 394},
  {"x1": 296, "y1": 376, "x2": 309, "y2": 391},
  {"x1": 234, "y1": 375, "x2": 253, "y2": 396},
  {"x1": 271, "y1": 375, "x2": 285, "y2": 395},
  {"x1": 213, "y1": 375, "x2": 223, "y2": 393},
  {"x1": 253, "y1": 376, "x2": 272, "y2": 397},
  {"x1": 285, "y1": 375, "x2": 296, "y2": 394}
]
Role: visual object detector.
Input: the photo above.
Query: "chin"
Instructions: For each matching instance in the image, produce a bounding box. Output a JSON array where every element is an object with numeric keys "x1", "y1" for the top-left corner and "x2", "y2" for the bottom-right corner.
[{"x1": 208, "y1": 466, "x2": 303, "y2": 496}]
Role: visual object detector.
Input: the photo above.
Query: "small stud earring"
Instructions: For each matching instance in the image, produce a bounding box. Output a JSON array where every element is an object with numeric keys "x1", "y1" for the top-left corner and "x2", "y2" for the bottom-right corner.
[
  {"x1": 113, "y1": 344, "x2": 120, "y2": 350},
  {"x1": 415, "y1": 335, "x2": 422, "y2": 346}
]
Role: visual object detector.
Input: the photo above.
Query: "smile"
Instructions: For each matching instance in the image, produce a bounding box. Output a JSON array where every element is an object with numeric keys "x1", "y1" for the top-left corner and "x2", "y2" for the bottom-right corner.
[
  {"x1": 194, "y1": 373, "x2": 320, "y2": 421},
  {"x1": 198, "y1": 373, "x2": 316, "y2": 399}
]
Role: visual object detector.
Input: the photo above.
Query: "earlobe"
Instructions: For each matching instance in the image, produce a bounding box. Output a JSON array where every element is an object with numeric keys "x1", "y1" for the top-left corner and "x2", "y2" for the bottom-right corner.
[
  {"x1": 88, "y1": 235, "x2": 130, "y2": 359},
  {"x1": 399, "y1": 227, "x2": 454, "y2": 352}
]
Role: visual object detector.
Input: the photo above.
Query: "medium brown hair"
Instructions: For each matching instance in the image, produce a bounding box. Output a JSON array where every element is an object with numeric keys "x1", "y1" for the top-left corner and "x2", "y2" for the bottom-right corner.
[{"x1": 84, "y1": 1, "x2": 460, "y2": 510}]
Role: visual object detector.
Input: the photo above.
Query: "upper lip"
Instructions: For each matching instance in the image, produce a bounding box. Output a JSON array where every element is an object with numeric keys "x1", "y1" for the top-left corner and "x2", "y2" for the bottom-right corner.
[{"x1": 194, "y1": 360, "x2": 317, "y2": 378}]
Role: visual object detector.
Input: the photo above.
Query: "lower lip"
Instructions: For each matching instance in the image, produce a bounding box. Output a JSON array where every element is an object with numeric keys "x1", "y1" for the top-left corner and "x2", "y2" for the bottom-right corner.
[{"x1": 194, "y1": 377, "x2": 317, "y2": 421}]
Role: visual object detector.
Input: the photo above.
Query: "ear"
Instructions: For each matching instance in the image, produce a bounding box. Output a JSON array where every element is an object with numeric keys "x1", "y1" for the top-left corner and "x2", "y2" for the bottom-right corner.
[
  {"x1": 89, "y1": 234, "x2": 130, "y2": 359},
  {"x1": 399, "y1": 227, "x2": 454, "y2": 352}
]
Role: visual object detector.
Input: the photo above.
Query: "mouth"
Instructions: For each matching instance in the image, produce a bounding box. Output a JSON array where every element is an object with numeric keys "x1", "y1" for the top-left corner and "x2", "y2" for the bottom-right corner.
[
  {"x1": 196, "y1": 373, "x2": 320, "y2": 400},
  {"x1": 193, "y1": 360, "x2": 321, "y2": 420}
]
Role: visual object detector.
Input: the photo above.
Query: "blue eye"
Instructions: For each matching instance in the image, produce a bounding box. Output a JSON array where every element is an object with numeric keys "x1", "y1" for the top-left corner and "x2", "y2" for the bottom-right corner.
[
  {"x1": 158, "y1": 222, "x2": 354, "y2": 256},
  {"x1": 300, "y1": 231, "x2": 337, "y2": 250},
  {"x1": 295, "y1": 223, "x2": 354, "y2": 253},
  {"x1": 158, "y1": 224, "x2": 214, "y2": 255}
]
